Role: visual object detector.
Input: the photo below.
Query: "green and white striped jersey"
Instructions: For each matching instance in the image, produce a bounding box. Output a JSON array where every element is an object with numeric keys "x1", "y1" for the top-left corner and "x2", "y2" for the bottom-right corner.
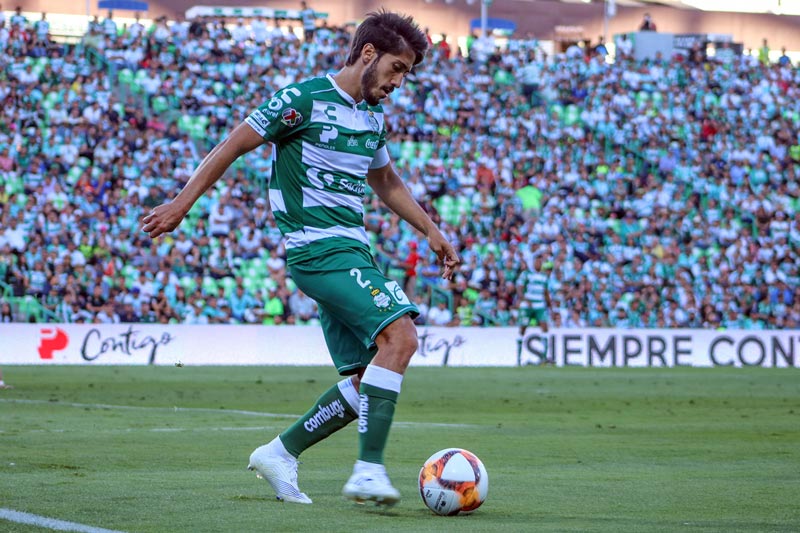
[
  {"x1": 517, "y1": 270, "x2": 548, "y2": 310},
  {"x1": 245, "y1": 74, "x2": 389, "y2": 265}
]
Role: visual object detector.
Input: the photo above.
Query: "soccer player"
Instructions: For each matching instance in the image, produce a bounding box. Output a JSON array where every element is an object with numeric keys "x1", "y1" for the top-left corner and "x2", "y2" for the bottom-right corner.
[
  {"x1": 517, "y1": 255, "x2": 552, "y2": 364},
  {"x1": 141, "y1": 11, "x2": 460, "y2": 506}
]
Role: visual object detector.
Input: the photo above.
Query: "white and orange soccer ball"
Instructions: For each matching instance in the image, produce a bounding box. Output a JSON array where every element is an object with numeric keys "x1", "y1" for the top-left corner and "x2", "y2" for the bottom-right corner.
[{"x1": 418, "y1": 448, "x2": 489, "y2": 516}]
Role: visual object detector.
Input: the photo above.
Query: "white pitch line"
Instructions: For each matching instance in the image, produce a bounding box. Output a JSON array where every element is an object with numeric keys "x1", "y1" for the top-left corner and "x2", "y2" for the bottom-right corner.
[
  {"x1": 1, "y1": 425, "x2": 281, "y2": 435},
  {"x1": 0, "y1": 398, "x2": 297, "y2": 418},
  {"x1": 0, "y1": 398, "x2": 477, "y2": 428},
  {"x1": 0, "y1": 508, "x2": 125, "y2": 533}
]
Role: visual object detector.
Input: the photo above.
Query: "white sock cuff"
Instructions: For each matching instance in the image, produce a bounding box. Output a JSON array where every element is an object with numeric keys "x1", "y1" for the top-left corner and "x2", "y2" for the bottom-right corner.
[
  {"x1": 337, "y1": 377, "x2": 360, "y2": 413},
  {"x1": 361, "y1": 365, "x2": 403, "y2": 394},
  {"x1": 272, "y1": 435, "x2": 291, "y2": 456},
  {"x1": 354, "y1": 459, "x2": 386, "y2": 474}
]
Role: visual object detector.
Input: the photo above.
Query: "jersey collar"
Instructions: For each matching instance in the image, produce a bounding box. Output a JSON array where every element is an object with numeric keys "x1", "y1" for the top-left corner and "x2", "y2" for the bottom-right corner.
[{"x1": 326, "y1": 73, "x2": 358, "y2": 106}]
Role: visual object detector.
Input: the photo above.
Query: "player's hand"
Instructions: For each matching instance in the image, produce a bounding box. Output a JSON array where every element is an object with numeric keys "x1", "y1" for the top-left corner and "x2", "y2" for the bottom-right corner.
[
  {"x1": 141, "y1": 201, "x2": 188, "y2": 239},
  {"x1": 428, "y1": 231, "x2": 461, "y2": 280}
]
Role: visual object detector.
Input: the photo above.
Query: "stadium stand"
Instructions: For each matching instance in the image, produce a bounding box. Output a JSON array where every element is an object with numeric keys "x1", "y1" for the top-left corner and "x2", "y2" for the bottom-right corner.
[{"x1": 0, "y1": 12, "x2": 798, "y2": 329}]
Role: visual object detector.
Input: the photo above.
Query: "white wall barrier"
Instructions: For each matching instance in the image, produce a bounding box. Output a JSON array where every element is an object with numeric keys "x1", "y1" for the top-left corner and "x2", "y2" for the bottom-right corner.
[{"x1": 0, "y1": 324, "x2": 797, "y2": 368}]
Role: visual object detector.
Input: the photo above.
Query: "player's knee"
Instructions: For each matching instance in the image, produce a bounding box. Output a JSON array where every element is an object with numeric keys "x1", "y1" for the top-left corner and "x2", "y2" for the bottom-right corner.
[
  {"x1": 393, "y1": 320, "x2": 419, "y2": 359},
  {"x1": 378, "y1": 316, "x2": 418, "y2": 361}
]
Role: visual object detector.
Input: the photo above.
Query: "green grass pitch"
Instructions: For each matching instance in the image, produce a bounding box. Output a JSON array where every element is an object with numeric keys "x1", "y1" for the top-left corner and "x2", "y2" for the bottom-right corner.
[{"x1": 1, "y1": 365, "x2": 798, "y2": 532}]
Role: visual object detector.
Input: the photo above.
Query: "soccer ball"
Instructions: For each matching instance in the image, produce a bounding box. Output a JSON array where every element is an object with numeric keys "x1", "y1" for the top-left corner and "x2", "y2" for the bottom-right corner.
[{"x1": 418, "y1": 448, "x2": 489, "y2": 516}]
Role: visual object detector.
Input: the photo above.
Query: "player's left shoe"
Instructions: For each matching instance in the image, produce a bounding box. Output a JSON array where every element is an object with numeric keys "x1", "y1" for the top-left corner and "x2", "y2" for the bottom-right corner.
[
  {"x1": 248, "y1": 437, "x2": 312, "y2": 504},
  {"x1": 342, "y1": 461, "x2": 400, "y2": 507}
]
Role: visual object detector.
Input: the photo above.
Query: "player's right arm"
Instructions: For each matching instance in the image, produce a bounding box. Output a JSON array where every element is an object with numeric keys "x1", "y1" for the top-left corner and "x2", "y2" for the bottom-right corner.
[
  {"x1": 142, "y1": 122, "x2": 265, "y2": 239},
  {"x1": 143, "y1": 84, "x2": 309, "y2": 239}
]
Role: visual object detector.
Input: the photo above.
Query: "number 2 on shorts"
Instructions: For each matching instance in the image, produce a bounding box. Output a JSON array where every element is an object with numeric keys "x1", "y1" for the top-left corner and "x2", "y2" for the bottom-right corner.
[{"x1": 350, "y1": 268, "x2": 372, "y2": 288}]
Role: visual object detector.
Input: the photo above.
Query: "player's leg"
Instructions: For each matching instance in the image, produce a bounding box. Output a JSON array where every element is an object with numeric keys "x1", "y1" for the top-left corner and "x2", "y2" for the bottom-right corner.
[
  {"x1": 538, "y1": 314, "x2": 551, "y2": 364},
  {"x1": 342, "y1": 315, "x2": 417, "y2": 506},
  {"x1": 275, "y1": 310, "x2": 367, "y2": 457},
  {"x1": 518, "y1": 304, "x2": 531, "y2": 337},
  {"x1": 289, "y1": 253, "x2": 419, "y2": 506},
  {"x1": 248, "y1": 309, "x2": 366, "y2": 504}
]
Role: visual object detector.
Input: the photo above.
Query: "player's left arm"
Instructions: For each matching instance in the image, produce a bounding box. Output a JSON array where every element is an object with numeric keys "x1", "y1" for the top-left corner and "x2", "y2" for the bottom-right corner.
[
  {"x1": 367, "y1": 162, "x2": 460, "y2": 279},
  {"x1": 544, "y1": 275, "x2": 552, "y2": 308}
]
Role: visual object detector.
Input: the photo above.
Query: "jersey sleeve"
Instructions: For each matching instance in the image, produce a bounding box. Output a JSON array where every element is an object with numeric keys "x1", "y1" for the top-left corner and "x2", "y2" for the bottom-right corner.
[
  {"x1": 369, "y1": 146, "x2": 390, "y2": 169},
  {"x1": 245, "y1": 84, "x2": 311, "y2": 143}
]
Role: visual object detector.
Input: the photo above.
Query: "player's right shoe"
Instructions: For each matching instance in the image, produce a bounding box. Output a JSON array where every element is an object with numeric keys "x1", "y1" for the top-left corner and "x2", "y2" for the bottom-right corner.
[
  {"x1": 342, "y1": 462, "x2": 401, "y2": 507},
  {"x1": 248, "y1": 437, "x2": 312, "y2": 504}
]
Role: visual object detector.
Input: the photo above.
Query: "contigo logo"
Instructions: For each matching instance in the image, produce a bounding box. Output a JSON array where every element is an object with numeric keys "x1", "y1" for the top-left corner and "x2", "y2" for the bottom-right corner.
[
  {"x1": 357, "y1": 393, "x2": 369, "y2": 433},
  {"x1": 303, "y1": 399, "x2": 346, "y2": 432}
]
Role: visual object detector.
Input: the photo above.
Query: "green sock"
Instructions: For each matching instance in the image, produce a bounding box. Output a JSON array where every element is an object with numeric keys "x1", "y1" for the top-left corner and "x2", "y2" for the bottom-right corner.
[
  {"x1": 358, "y1": 365, "x2": 403, "y2": 465},
  {"x1": 279, "y1": 379, "x2": 358, "y2": 458}
]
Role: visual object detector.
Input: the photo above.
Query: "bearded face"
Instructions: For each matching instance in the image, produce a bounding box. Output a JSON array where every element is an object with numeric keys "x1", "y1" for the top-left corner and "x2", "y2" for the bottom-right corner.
[{"x1": 360, "y1": 55, "x2": 394, "y2": 106}]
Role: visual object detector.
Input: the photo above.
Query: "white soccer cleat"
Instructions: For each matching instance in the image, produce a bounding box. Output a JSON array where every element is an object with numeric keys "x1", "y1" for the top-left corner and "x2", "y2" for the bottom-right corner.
[
  {"x1": 342, "y1": 464, "x2": 401, "y2": 507},
  {"x1": 248, "y1": 439, "x2": 312, "y2": 504}
]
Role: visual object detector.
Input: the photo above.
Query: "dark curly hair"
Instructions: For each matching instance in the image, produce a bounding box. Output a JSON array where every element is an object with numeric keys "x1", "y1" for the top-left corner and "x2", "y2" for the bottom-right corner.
[{"x1": 345, "y1": 10, "x2": 428, "y2": 67}]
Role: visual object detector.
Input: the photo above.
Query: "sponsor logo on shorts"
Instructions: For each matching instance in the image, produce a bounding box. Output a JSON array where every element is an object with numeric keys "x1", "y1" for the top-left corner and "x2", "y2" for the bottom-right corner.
[
  {"x1": 303, "y1": 399, "x2": 347, "y2": 432},
  {"x1": 384, "y1": 281, "x2": 411, "y2": 305},
  {"x1": 372, "y1": 292, "x2": 392, "y2": 309},
  {"x1": 371, "y1": 288, "x2": 391, "y2": 309}
]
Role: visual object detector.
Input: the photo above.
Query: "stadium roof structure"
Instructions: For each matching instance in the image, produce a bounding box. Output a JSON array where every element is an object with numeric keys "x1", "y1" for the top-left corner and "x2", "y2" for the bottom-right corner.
[{"x1": 555, "y1": 0, "x2": 800, "y2": 16}]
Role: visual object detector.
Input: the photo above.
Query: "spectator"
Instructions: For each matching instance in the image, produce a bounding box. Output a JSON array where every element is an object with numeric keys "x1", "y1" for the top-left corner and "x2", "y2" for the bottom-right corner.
[
  {"x1": 261, "y1": 287, "x2": 285, "y2": 325},
  {"x1": 400, "y1": 241, "x2": 420, "y2": 299},
  {"x1": 427, "y1": 299, "x2": 453, "y2": 326},
  {"x1": 96, "y1": 302, "x2": 120, "y2": 324},
  {"x1": 777, "y1": 46, "x2": 791, "y2": 66},
  {"x1": 0, "y1": 12, "x2": 796, "y2": 332},
  {"x1": 593, "y1": 36, "x2": 608, "y2": 57},
  {"x1": 299, "y1": 1, "x2": 316, "y2": 42},
  {"x1": 288, "y1": 288, "x2": 317, "y2": 324},
  {"x1": 639, "y1": 12, "x2": 657, "y2": 31}
]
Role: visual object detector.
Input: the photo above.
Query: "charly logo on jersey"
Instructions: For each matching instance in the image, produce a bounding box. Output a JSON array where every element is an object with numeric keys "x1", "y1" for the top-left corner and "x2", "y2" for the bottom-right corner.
[
  {"x1": 281, "y1": 108, "x2": 303, "y2": 127},
  {"x1": 371, "y1": 287, "x2": 391, "y2": 309}
]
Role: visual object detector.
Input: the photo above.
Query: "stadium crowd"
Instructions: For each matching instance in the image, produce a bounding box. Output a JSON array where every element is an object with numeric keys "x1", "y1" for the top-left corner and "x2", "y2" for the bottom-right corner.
[{"x1": 0, "y1": 9, "x2": 798, "y2": 330}]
